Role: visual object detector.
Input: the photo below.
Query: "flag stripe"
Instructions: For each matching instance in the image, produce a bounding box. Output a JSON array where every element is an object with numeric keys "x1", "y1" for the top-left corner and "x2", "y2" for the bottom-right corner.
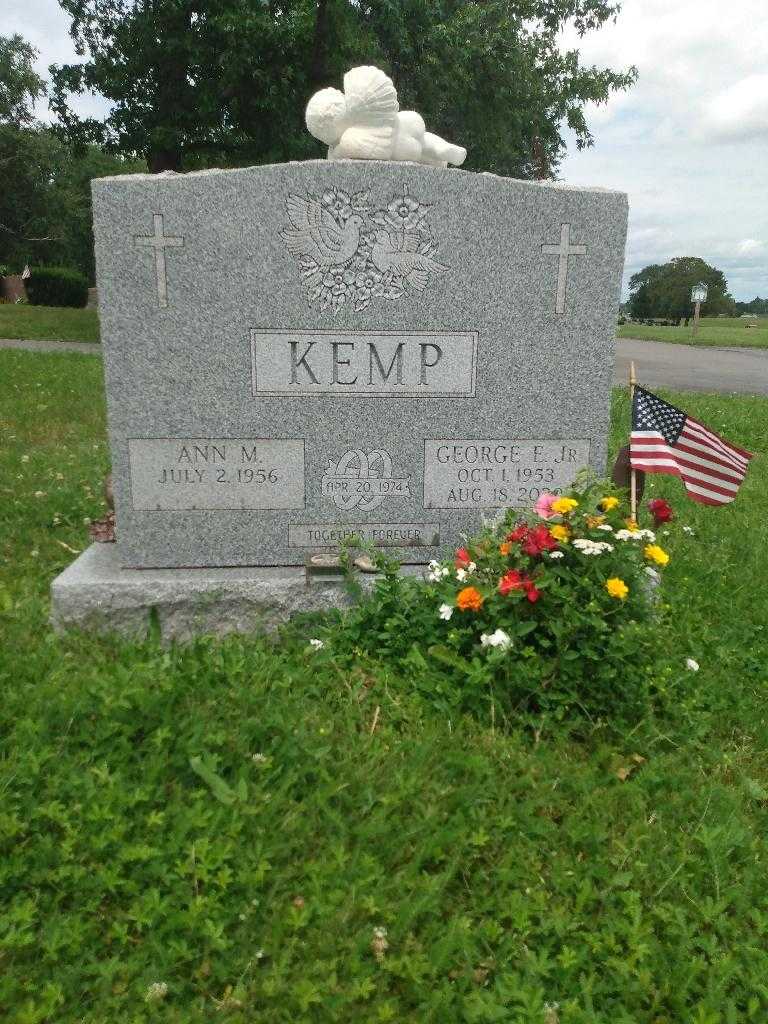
[
  {"x1": 684, "y1": 479, "x2": 737, "y2": 504},
  {"x1": 674, "y1": 437, "x2": 748, "y2": 477},
  {"x1": 687, "y1": 416, "x2": 752, "y2": 462},
  {"x1": 629, "y1": 456, "x2": 739, "y2": 496},
  {"x1": 631, "y1": 448, "x2": 743, "y2": 486},
  {"x1": 681, "y1": 423, "x2": 749, "y2": 470}
]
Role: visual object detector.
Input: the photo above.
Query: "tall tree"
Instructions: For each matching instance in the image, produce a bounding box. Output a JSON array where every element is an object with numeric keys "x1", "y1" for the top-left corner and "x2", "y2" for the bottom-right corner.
[
  {"x1": 50, "y1": 0, "x2": 636, "y2": 175},
  {"x1": 0, "y1": 33, "x2": 46, "y2": 127},
  {"x1": 629, "y1": 258, "x2": 736, "y2": 320}
]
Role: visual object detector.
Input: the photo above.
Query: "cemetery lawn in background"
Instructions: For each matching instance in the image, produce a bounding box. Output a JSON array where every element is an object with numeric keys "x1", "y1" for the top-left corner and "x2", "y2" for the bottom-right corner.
[
  {"x1": 3, "y1": 349, "x2": 768, "y2": 1021},
  {"x1": 0, "y1": 304, "x2": 100, "y2": 344},
  {"x1": 618, "y1": 315, "x2": 768, "y2": 348}
]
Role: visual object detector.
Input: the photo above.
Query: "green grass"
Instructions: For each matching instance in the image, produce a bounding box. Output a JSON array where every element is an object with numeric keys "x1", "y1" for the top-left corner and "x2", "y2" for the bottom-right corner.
[
  {"x1": 0, "y1": 304, "x2": 100, "y2": 344},
  {"x1": 618, "y1": 316, "x2": 768, "y2": 348},
  {"x1": 2, "y1": 350, "x2": 768, "y2": 1022}
]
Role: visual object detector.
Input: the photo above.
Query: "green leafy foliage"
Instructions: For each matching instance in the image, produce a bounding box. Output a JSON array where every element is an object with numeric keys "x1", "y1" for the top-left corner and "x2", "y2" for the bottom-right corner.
[
  {"x1": 0, "y1": 32, "x2": 45, "y2": 127},
  {"x1": 50, "y1": 0, "x2": 636, "y2": 176},
  {"x1": 26, "y1": 265, "x2": 88, "y2": 307},
  {"x1": 629, "y1": 257, "x2": 736, "y2": 320},
  {"x1": 2, "y1": 349, "x2": 768, "y2": 1021}
]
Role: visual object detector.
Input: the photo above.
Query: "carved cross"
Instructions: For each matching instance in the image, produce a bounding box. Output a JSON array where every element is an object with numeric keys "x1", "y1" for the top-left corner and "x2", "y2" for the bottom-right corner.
[
  {"x1": 541, "y1": 223, "x2": 587, "y2": 315},
  {"x1": 135, "y1": 214, "x2": 184, "y2": 308}
]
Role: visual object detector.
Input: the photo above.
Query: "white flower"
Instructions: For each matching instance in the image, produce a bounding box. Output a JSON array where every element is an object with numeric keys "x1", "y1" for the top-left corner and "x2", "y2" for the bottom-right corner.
[
  {"x1": 20, "y1": 455, "x2": 29, "y2": 463},
  {"x1": 456, "y1": 568, "x2": 468, "y2": 582},
  {"x1": 30, "y1": 549, "x2": 39, "y2": 558},
  {"x1": 466, "y1": 561, "x2": 477, "y2": 574},
  {"x1": 34, "y1": 490, "x2": 45, "y2": 498},
  {"x1": 572, "y1": 538, "x2": 613, "y2": 556},
  {"x1": 686, "y1": 658, "x2": 700, "y2": 672},
  {"x1": 439, "y1": 603, "x2": 454, "y2": 621},
  {"x1": 309, "y1": 638, "x2": 324, "y2": 650},
  {"x1": 682, "y1": 525, "x2": 694, "y2": 535},
  {"x1": 616, "y1": 528, "x2": 655, "y2": 542},
  {"x1": 480, "y1": 628, "x2": 512, "y2": 650},
  {"x1": 597, "y1": 523, "x2": 614, "y2": 532},
  {"x1": 145, "y1": 982, "x2": 169, "y2": 1003},
  {"x1": 548, "y1": 551, "x2": 564, "y2": 559},
  {"x1": 373, "y1": 926, "x2": 387, "y2": 939},
  {"x1": 251, "y1": 753, "x2": 268, "y2": 764},
  {"x1": 427, "y1": 563, "x2": 449, "y2": 582}
]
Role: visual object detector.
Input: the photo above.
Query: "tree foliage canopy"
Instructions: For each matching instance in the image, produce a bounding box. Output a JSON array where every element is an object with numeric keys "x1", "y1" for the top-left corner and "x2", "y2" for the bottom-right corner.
[
  {"x1": 0, "y1": 33, "x2": 46, "y2": 127},
  {"x1": 628, "y1": 257, "x2": 736, "y2": 320},
  {"x1": 50, "y1": 0, "x2": 637, "y2": 174}
]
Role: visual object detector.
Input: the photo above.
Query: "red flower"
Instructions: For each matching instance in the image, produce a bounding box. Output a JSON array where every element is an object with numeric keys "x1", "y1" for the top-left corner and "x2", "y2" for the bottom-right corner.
[
  {"x1": 499, "y1": 570, "x2": 541, "y2": 603},
  {"x1": 648, "y1": 498, "x2": 673, "y2": 526},
  {"x1": 506, "y1": 525, "x2": 528, "y2": 543},
  {"x1": 522, "y1": 523, "x2": 558, "y2": 556},
  {"x1": 455, "y1": 547, "x2": 471, "y2": 568},
  {"x1": 499, "y1": 569, "x2": 525, "y2": 595}
]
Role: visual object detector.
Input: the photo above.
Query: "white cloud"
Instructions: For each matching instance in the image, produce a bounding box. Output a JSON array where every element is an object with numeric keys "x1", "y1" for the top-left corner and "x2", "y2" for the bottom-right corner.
[
  {"x1": 559, "y1": 0, "x2": 768, "y2": 299},
  {"x1": 703, "y1": 75, "x2": 768, "y2": 142}
]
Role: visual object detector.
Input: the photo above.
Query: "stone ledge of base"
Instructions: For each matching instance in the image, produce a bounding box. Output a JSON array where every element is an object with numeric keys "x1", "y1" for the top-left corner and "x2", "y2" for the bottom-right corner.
[{"x1": 50, "y1": 542, "x2": 424, "y2": 644}]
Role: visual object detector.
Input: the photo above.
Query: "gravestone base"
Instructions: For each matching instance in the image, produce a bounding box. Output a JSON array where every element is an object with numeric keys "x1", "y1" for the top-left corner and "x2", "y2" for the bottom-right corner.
[{"x1": 51, "y1": 543, "x2": 422, "y2": 644}]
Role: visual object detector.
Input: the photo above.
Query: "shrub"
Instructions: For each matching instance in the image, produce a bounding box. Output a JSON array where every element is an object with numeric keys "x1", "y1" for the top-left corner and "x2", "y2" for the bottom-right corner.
[
  {"x1": 320, "y1": 474, "x2": 670, "y2": 724},
  {"x1": 26, "y1": 266, "x2": 88, "y2": 308}
]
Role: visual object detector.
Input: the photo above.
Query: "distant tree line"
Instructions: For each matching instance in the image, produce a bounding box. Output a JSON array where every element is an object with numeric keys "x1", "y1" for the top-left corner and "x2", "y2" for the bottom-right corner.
[
  {"x1": 735, "y1": 297, "x2": 768, "y2": 316},
  {"x1": 628, "y1": 257, "x2": 737, "y2": 321}
]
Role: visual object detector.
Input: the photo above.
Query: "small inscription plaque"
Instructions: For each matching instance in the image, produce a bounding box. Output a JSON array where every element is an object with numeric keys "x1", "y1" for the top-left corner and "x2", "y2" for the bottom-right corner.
[
  {"x1": 129, "y1": 438, "x2": 305, "y2": 511},
  {"x1": 251, "y1": 330, "x2": 477, "y2": 397},
  {"x1": 289, "y1": 523, "x2": 440, "y2": 548},
  {"x1": 423, "y1": 439, "x2": 591, "y2": 509}
]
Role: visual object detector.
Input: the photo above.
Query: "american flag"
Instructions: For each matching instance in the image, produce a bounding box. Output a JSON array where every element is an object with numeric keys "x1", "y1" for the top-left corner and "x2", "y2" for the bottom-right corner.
[{"x1": 630, "y1": 386, "x2": 753, "y2": 506}]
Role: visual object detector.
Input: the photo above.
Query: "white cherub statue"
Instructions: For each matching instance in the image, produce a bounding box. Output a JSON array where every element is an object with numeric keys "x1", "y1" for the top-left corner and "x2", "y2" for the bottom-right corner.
[{"x1": 305, "y1": 65, "x2": 467, "y2": 168}]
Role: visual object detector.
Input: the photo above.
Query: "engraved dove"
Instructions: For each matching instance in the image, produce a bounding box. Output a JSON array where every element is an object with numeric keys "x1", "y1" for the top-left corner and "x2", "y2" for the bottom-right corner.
[
  {"x1": 371, "y1": 230, "x2": 448, "y2": 291},
  {"x1": 279, "y1": 194, "x2": 364, "y2": 270}
]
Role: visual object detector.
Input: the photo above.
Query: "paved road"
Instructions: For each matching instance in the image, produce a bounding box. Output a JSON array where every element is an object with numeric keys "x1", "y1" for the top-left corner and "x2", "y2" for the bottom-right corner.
[
  {"x1": 615, "y1": 338, "x2": 768, "y2": 396},
  {"x1": 3, "y1": 336, "x2": 768, "y2": 396}
]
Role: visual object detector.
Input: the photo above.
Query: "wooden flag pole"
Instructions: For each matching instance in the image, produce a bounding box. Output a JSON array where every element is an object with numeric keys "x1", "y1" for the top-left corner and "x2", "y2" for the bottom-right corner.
[{"x1": 629, "y1": 360, "x2": 638, "y2": 522}]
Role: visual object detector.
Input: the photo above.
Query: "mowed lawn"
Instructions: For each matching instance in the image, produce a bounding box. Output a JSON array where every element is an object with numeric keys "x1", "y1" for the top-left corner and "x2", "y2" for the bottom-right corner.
[
  {"x1": 619, "y1": 316, "x2": 768, "y2": 348},
  {"x1": 2, "y1": 349, "x2": 768, "y2": 1022},
  {"x1": 0, "y1": 304, "x2": 100, "y2": 344}
]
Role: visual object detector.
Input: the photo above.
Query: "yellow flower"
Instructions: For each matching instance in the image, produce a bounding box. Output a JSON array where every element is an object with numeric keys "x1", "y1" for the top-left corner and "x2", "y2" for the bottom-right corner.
[
  {"x1": 499, "y1": 542, "x2": 511, "y2": 556},
  {"x1": 456, "y1": 586, "x2": 484, "y2": 612},
  {"x1": 644, "y1": 544, "x2": 669, "y2": 566},
  {"x1": 551, "y1": 497, "x2": 578, "y2": 515},
  {"x1": 585, "y1": 514, "x2": 605, "y2": 529},
  {"x1": 624, "y1": 518, "x2": 640, "y2": 532},
  {"x1": 605, "y1": 577, "x2": 629, "y2": 600},
  {"x1": 600, "y1": 496, "x2": 620, "y2": 511},
  {"x1": 549, "y1": 524, "x2": 570, "y2": 543}
]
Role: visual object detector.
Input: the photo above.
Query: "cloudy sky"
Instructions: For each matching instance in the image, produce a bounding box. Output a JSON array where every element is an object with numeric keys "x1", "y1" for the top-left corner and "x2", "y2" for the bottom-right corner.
[{"x1": 7, "y1": 0, "x2": 768, "y2": 299}]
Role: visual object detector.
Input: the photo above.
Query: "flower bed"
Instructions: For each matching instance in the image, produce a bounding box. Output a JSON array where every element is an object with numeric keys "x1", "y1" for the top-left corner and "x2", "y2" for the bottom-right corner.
[{"x1": 323, "y1": 474, "x2": 675, "y2": 722}]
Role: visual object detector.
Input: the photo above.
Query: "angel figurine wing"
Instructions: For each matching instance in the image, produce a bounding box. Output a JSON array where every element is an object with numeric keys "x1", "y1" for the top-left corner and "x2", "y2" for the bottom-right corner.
[{"x1": 343, "y1": 66, "x2": 399, "y2": 124}]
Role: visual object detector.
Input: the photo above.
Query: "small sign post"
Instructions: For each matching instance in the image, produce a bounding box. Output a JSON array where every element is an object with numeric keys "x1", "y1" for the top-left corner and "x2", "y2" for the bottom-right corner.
[{"x1": 691, "y1": 282, "x2": 708, "y2": 338}]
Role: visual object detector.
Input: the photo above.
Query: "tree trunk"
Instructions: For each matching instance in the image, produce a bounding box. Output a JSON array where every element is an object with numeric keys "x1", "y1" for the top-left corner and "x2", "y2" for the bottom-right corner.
[{"x1": 310, "y1": 0, "x2": 331, "y2": 88}]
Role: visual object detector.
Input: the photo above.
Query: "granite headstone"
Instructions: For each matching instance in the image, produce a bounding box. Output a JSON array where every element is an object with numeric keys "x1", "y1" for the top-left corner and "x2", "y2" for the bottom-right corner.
[{"x1": 91, "y1": 161, "x2": 627, "y2": 568}]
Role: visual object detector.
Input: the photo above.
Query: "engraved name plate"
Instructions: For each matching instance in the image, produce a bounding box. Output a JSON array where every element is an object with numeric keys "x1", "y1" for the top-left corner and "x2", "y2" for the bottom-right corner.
[
  {"x1": 423, "y1": 439, "x2": 591, "y2": 509},
  {"x1": 289, "y1": 523, "x2": 440, "y2": 548},
  {"x1": 129, "y1": 438, "x2": 305, "y2": 511},
  {"x1": 251, "y1": 329, "x2": 477, "y2": 397}
]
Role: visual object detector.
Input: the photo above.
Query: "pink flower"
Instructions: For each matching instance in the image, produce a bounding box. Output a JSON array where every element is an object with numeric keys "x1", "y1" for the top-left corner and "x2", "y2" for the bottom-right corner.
[{"x1": 534, "y1": 493, "x2": 559, "y2": 520}]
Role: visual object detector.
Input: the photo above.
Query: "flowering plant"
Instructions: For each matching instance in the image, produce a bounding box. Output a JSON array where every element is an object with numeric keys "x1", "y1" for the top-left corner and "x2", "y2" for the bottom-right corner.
[{"x1": 418, "y1": 472, "x2": 675, "y2": 719}]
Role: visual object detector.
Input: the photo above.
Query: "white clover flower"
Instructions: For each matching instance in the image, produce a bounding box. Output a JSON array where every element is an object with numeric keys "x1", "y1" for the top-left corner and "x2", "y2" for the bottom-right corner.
[
  {"x1": 548, "y1": 551, "x2": 564, "y2": 559},
  {"x1": 309, "y1": 638, "x2": 324, "y2": 650},
  {"x1": 682, "y1": 525, "x2": 695, "y2": 535},
  {"x1": 373, "y1": 926, "x2": 387, "y2": 939},
  {"x1": 34, "y1": 490, "x2": 45, "y2": 498},
  {"x1": 439, "y1": 603, "x2": 454, "y2": 621},
  {"x1": 686, "y1": 658, "x2": 700, "y2": 672},
  {"x1": 456, "y1": 568, "x2": 468, "y2": 582},
  {"x1": 30, "y1": 549, "x2": 39, "y2": 558},
  {"x1": 251, "y1": 753, "x2": 268, "y2": 764},
  {"x1": 480, "y1": 628, "x2": 512, "y2": 650},
  {"x1": 597, "y1": 523, "x2": 614, "y2": 532},
  {"x1": 20, "y1": 454, "x2": 29, "y2": 463},
  {"x1": 145, "y1": 982, "x2": 169, "y2": 1003}
]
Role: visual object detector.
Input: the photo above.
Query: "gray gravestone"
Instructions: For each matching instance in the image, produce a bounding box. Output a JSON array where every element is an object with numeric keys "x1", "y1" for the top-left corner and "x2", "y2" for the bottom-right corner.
[{"x1": 91, "y1": 161, "x2": 626, "y2": 569}]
